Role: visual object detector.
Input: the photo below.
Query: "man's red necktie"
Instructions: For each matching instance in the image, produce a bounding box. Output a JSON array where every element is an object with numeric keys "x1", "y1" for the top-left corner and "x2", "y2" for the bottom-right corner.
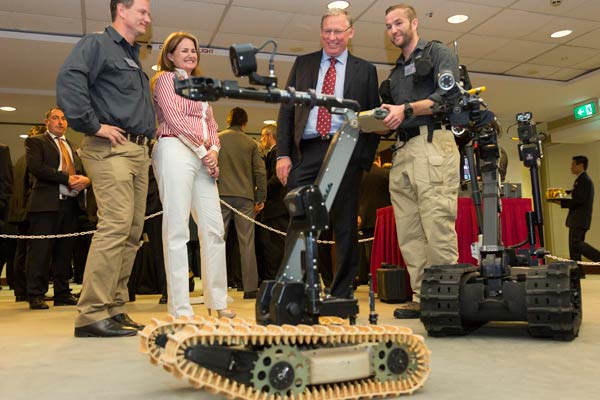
[{"x1": 316, "y1": 57, "x2": 337, "y2": 138}]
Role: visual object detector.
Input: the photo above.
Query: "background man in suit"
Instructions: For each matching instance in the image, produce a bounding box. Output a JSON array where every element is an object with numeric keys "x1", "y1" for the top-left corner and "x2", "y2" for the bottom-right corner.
[
  {"x1": 276, "y1": 7, "x2": 380, "y2": 299},
  {"x1": 0, "y1": 142, "x2": 13, "y2": 290},
  {"x1": 7, "y1": 126, "x2": 46, "y2": 302},
  {"x1": 218, "y1": 107, "x2": 266, "y2": 299},
  {"x1": 561, "y1": 155, "x2": 600, "y2": 270},
  {"x1": 357, "y1": 156, "x2": 391, "y2": 284},
  {"x1": 24, "y1": 107, "x2": 90, "y2": 309},
  {"x1": 255, "y1": 124, "x2": 288, "y2": 281}
]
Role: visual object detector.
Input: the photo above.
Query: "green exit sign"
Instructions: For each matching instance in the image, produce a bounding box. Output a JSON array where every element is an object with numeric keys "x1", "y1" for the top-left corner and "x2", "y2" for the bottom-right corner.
[{"x1": 573, "y1": 100, "x2": 598, "y2": 120}]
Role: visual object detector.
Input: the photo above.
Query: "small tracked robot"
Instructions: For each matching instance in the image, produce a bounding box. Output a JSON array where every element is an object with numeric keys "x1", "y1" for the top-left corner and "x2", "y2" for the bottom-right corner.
[
  {"x1": 419, "y1": 71, "x2": 582, "y2": 341},
  {"x1": 139, "y1": 41, "x2": 431, "y2": 399}
]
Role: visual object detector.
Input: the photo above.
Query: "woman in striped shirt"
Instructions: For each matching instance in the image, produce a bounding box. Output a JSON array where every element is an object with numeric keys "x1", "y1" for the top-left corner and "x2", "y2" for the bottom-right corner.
[{"x1": 150, "y1": 31, "x2": 234, "y2": 319}]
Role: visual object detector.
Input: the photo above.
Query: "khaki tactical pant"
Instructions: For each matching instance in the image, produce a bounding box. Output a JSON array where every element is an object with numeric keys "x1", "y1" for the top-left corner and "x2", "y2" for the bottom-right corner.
[
  {"x1": 75, "y1": 136, "x2": 149, "y2": 327},
  {"x1": 389, "y1": 126, "x2": 460, "y2": 301}
]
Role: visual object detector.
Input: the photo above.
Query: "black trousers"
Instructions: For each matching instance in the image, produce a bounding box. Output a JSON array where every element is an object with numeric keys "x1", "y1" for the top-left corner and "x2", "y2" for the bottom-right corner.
[
  {"x1": 26, "y1": 199, "x2": 80, "y2": 299},
  {"x1": 569, "y1": 227, "x2": 600, "y2": 262},
  {"x1": 256, "y1": 214, "x2": 288, "y2": 281},
  {"x1": 288, "y1": 139, "x2": 363, "y2": 299},
  {"x1": 12, "y1": 222, "x2": 29, "y2": 297}
]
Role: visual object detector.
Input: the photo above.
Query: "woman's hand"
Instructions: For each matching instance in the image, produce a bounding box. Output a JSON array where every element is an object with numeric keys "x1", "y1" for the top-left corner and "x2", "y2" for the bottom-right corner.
[{"x1": 203, "y1": 150, "x2": 219, "y2": 170}]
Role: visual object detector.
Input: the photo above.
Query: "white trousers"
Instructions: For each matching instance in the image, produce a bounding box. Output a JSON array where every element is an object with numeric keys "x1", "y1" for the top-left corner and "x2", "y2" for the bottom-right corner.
[{"x1": 152, "y1": 138, "x2": 228, "y2": 317}]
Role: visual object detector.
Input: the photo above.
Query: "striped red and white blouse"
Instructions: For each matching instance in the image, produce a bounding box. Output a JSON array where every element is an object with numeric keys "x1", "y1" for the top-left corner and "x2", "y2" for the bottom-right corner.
[{"x1": 153, "y1": 70, "x2": 220, "y2": 159}]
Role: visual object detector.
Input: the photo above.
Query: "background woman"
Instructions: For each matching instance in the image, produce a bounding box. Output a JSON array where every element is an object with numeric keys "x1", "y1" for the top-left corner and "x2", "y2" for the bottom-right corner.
[{"x1": 151, "y1": 31, "x2": 234, "y2": 318}]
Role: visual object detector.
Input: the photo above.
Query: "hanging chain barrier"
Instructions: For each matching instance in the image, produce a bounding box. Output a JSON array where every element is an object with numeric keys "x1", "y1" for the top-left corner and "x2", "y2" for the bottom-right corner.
[
  {"x1": 545, "y1": 254, "x2": 600, "y2": 266},
  {"x1": 0, "y1": 200, "x2": 374, "y2": 244}
]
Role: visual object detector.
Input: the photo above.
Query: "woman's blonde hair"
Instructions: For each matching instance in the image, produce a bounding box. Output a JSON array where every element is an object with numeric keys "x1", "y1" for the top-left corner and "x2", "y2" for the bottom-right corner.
[{"x1": 150, "y1": 31, "x2": 202, "y2": 92}]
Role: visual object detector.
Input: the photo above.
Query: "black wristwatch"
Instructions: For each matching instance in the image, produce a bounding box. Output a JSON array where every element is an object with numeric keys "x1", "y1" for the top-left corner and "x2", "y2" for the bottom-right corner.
[{"x1": 403, "y1": 102, "x2": 413, "y2": 119}]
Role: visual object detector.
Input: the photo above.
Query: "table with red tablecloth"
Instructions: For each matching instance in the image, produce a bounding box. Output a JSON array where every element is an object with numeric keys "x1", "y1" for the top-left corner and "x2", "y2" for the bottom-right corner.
[{"x1": 370, "y1": 197, "x2": 535, "y2": 293}]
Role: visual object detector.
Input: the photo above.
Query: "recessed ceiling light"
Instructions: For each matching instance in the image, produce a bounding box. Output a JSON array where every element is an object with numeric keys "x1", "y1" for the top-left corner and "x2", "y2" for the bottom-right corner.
[
  {"x1": 19, "y1": 134, "x2": 28, "y2": 139},
  {"x1": 328, "y1": 1, "x2": 350, "y2": 10},
  {"x1": 263, "y1": 120, "x2": 277, "y2": 125},
  {"x1": 447, "y1": 15, "x2": 469, "y2": 24},
  {"x1": 551, "y1": 29, "x2": 572, "y2": 38},
  {"x1": 151, "y1": 64, "x2": 159, "y2": 71},
  {"x1": 0, "y1": 106, "x2": 16, "y2": 112}
]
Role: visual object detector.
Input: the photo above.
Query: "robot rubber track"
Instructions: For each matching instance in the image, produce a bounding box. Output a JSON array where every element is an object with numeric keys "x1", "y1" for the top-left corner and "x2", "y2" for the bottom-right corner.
[{"x1": 140, "y1": 316, "x2": 431, "y2": 399}]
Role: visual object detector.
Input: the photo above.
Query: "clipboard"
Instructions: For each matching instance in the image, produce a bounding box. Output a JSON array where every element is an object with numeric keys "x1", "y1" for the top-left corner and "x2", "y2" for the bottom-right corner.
[{"x1": 358, "y1": 108, "x2": 391, "y2": 134}]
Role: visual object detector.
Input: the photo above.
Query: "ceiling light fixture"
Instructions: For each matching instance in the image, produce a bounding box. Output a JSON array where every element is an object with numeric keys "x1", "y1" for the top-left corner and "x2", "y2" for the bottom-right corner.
[
  {"x1": 0, "y1": 106, "x2": 16, "y2": 111},
  {"x1": 328, "y1": 1, "x2": 350, "y2": 10},
  {"x1": 447, "y1": 15, "x2": 469, "y2": 24},
  {"x1": 19, "y1": 134, "x2": 28, "y2": 139},
  {"x1": 263, "y1": 120, "x2": 276, "y2": 125},
  {"x1": 551, "y1": 29, "x2": 572, "y2": 38}
]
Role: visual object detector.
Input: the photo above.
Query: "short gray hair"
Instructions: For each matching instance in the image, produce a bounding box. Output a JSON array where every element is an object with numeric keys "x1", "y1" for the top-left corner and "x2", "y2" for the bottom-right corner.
[{"x1": 321, "y1": 8, "x2": 353, "y2": 29}]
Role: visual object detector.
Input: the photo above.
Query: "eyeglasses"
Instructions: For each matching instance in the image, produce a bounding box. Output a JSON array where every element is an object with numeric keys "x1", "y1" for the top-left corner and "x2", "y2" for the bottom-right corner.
[{"x1": 321, "y1": 26, "x2": 353, "y2": 37}]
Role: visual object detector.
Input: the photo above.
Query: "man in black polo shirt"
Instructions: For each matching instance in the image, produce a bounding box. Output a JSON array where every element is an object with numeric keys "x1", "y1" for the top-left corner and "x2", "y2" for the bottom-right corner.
[
  {"x1": 380, "y1": 4, "x2": 461, "y2": 319},
  {"x1": 56, "y1": 0, "x2": 156, "y2": 337}
]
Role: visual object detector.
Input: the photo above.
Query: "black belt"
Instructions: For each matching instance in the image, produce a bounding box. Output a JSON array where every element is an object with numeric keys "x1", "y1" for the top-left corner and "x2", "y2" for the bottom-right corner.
[
  {"x1": 301, "y1": 135, "x2": 332, "y2": 143},
  {"x1": 124, "y1": 133, "x2": 150, "y2": 146},
  {"x1": 397, "y1": 123, "x2": 442, "y2": 143}
]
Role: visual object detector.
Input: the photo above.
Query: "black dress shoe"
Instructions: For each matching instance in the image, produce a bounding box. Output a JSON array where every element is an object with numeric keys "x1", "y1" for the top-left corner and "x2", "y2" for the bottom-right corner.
[
  {"x1": 243, "y1": 291, "x2": 257, "y2": 299},
  {"x1": 29, "y1": 297, "x2": 49, "y2": 310},
  {"x1": 158, "y1": 295, "x2": 167, "y2": 304},
  {"x1": 74, "y1": 318, "x2": 138, "y2": 338},
  {"x1": 54, "y1": 294, "x2": 78, "y2": 306},
  {"x1": 111, "y1": 313, "x2": 145, "y2": 330}
]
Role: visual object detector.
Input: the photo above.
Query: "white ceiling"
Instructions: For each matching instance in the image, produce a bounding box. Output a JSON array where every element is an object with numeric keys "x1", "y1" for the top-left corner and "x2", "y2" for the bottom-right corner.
[{"x1": 1, "y1": 0, "x2": 600, "y2": 150}]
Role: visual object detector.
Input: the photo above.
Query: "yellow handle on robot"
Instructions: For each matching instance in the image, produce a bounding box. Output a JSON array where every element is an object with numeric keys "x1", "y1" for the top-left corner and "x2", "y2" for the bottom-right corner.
[{"x1": 467, "y1": 86, "x2": 486, "y2": 95}]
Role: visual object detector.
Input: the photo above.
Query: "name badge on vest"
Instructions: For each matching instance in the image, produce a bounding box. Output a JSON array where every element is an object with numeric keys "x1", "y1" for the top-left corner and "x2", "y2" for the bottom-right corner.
[
  {"x1": 124, "y1": 57, "x2": 139, "y2": 69},
  {"x1": 404, "y1": 63, "x2": 416, "y2": 77}
]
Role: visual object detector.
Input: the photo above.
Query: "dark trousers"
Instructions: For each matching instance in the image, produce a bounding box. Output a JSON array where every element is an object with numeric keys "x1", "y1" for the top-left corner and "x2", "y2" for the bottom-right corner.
[
  {"x1": 72, "y1": 234, "x2": 92, "y2": 284},
  {"x1": 26, "y1": 199, "x2": 80, "y2": 299},
  {"x1": 12, "y1": 222, "x2": 29, "y2": 297},
  {"x1": 569, "y1": 227, "x2": 600, "y2": 262},
  {"x1": 288, "y1": 139, "x2": 363, "y2": 299},
  {"x1": 129, "y1": 214, "x2": 166, "y2": 296},
  {"x1": 0, "y1": 236, "x2": 16, "y2": 287},
  {"x1": 256, "y1": 215, "x2": 288, "y2": 281}
]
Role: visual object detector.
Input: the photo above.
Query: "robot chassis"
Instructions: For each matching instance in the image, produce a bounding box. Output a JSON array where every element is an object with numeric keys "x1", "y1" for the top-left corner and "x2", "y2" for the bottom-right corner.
[
  {"x1": 139, "y1": 42, "x2": 430, "y2": 399},
  {"x1": 418, "y1": 71, "x2": 582, "y2": 341}
]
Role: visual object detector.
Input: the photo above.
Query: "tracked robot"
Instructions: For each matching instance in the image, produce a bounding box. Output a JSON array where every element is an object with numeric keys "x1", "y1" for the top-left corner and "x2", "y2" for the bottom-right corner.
[
  {"x1": 418, "y1": 69, "x2": 582, "y2": 341},
  {"x1": 139, "y1": 41, "x2": 430, "y2": 399}
]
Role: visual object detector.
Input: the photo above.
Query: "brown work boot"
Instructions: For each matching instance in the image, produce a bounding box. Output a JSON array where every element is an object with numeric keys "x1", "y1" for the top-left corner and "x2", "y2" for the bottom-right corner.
[{"x1": 393, "y1": 301, "x2": 420, "y2": 319}]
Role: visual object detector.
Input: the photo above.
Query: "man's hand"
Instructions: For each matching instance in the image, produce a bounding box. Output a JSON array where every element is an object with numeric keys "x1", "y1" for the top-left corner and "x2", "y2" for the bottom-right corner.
[
  {"x1": 95, "y1": 124, "x2": 126, "y2": 146},
  {"x1": 381, "y1": 103, "x2": 406, "y2": 130},
  {"x1": 254, "y1": 202, "x2": 265, "y2": 214},
  {"x1": 68, "y1": 175, "x2": 91, "y2": 192},
  {"x1": 276, "y1": 157, "x2": 292, "y2": 186}
]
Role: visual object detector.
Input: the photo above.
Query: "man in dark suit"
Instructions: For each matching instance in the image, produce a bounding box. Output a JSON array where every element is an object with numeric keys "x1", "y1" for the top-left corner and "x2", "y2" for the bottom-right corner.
[
  {"x1": 276, "y1": 8, "x2": 380, "y2": 299},
  {"x1": 25, "y1": 107, "x2": 90, "y2": 309},
  {"x1": 7, "y1": 126, "x2": 46, "y2": 302},
  {"x1": 357, "y1": 157, "x2": 391, "y2": 283},
  {"x1": 561, "y1": 155, "x2": 600, "y2": 268},
  {"x1": 0, "y1": 142, "x2": 14, "y2": 288}
]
